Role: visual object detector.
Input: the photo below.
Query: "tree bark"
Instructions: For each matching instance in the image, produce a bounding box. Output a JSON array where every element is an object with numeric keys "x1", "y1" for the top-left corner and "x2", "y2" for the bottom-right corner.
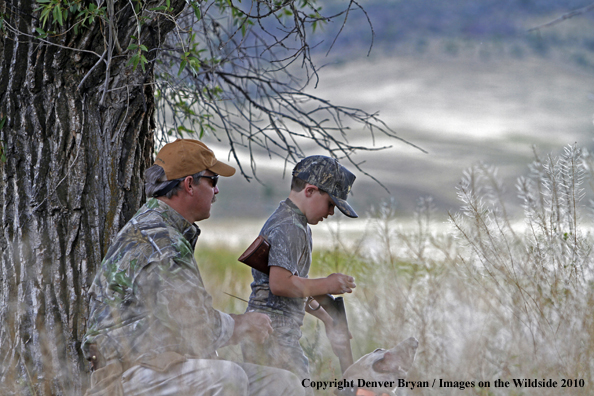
[{"x1": 0, "y1": 0, "x2": 183, "y2": 393}]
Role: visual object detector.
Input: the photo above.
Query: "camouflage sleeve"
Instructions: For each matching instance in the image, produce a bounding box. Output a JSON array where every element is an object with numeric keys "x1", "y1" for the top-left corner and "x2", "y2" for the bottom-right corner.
[
  {"x1": 137, "y1": 254, "x2": 234, "y2": 356},
  {"x1": 267, "y1": 225, "x2": 305, "y2": 275}
]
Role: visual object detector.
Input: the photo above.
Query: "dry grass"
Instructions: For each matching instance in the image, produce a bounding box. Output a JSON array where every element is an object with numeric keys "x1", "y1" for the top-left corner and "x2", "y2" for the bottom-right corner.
[
  {"x1": 3, "y1": 144, "x2": 591, "y2": 395},
  {"x1": 202, "y1": 144, "x2": 594, "y2": 396}
]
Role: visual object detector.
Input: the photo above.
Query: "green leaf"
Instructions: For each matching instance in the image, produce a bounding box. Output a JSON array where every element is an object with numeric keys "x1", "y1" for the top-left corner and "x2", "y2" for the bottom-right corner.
[
  {"x1": 178, "y1": 59, "x2": 187, "y2": 76},
  {"x1": 0, "y1": 116, "x2": 6, "y2": 130},
  {"x1": 177, "y1": 126, "x2": 192, "y2": 134},
  {"x1": 53, "y1": 6, "x2": 63, "y2": 26},
  {"x1": 188, "y1": 57, "x2": 201, "y2": 73},
  {"x1": 140, "y1": 55, "x2": 147, "y2": 72},
  {"x1": 191, "y1": 3, "x2": 201, "y2": 20},
  {"x1": 40, "y1": 7, "x2": 51, "y2": 27},
  {"x1": 127, "y1": 53, "x2": 140, "y2": 71},
  {"x1": 139, "y1": 44, "x2": 148, "y2": 52}
]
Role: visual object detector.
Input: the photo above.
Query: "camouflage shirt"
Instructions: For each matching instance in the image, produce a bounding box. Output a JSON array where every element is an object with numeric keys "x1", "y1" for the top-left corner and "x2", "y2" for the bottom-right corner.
[
  {"x1": 82, "y1": 198, "x2": 234, "y2": 364},
  {"x1": 247, "y1": 198, "x2": 312, "y2": 328}
]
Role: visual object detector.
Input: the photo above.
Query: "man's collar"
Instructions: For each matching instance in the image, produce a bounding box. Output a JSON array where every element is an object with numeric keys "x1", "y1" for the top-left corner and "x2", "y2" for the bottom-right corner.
[{"x1": 145, "y1": 198, "x2": 201, "y2": 244}]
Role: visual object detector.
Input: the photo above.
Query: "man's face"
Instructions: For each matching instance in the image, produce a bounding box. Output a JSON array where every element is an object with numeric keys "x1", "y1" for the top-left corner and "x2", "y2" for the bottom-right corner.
[
  {"x1": 190, "y1": 170, "x2": 219, "y2": 222},
  {"x1": 305, "y1": 187, "x2": 335, "y2": 225}
]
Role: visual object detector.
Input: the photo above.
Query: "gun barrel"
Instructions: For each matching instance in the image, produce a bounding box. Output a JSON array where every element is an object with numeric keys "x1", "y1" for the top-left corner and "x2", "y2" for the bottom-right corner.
[{"x1": 314, "y1": 294, "x2": 354, "y2": 373}]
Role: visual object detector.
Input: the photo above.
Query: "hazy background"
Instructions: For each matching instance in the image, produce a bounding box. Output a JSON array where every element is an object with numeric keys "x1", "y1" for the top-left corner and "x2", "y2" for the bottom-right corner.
[
  {"x1": 197, "y1": 4, "x2": 594, "y2": 388},
  {"x1": 199, "y1": 0, "x2": 594, "y2": 247}
]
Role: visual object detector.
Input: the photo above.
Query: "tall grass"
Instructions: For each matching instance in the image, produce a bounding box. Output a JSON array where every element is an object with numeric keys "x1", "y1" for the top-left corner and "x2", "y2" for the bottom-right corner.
[
  {"x1": 443, "y1": 144, "x2": 594, "y2": 394},
  {"x1": 5, "y1": 145, "x2": 591, "y2": 395},
  {"x1": 202, "y1": 144, "x2": 594, "y2": 396}
]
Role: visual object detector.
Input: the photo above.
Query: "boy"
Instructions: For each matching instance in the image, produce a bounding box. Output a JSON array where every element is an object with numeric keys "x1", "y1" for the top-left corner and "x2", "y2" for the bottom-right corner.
[{"x1": 241, "y1": 155, "x2": 358, "y2": 387}]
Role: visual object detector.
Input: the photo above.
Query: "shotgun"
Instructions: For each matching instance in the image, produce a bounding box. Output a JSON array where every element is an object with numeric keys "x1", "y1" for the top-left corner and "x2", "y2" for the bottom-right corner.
[{"x1": 238, "y1": 235, "x2": 354, "y2": 372}]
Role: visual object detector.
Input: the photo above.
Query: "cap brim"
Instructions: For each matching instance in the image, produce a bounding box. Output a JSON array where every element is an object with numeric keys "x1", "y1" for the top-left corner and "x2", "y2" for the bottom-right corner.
[
  {"x1": 329, "y1": 195, "x2": 358, "y2": 218},
  {"x1": 209, "y1": 161, "x2": 236, "y2": 177}
]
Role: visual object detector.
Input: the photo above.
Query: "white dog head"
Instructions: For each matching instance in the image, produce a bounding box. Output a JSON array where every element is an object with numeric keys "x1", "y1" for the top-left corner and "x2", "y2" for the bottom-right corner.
[{"x1": 339, "y1": 337, "x2": 418, "y2": 396}]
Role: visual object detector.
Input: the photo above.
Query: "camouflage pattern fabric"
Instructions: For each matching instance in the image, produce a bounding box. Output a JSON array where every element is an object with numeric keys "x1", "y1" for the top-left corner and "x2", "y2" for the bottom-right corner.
[
  {"x1": 247, "y1": 198, "x2": 311, "y2": 326},
  {"x1": 244, "y1": 199, "x2": 312, "y2": 385},
  {"x1": 82, "y1": 198, "x2": 234, "y2": 366},
  {"x1": 241, "y1": 313, "x2": 311, "y2": 393}
]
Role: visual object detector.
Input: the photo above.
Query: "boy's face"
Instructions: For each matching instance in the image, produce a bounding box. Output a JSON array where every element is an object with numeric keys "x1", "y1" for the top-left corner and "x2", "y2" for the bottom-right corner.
[{"x1": 304, "y1": 186, "x2": 335, "y2": 225}]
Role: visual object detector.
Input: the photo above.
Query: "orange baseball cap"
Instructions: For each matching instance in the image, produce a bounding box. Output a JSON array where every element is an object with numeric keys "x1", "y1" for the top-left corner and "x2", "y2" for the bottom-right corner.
[{"x1": 154, "y1": 139, "x2": 236, "y2": 180}]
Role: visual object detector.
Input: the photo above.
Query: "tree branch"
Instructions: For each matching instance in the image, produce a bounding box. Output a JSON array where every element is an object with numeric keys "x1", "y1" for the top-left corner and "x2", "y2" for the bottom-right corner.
[{"x1": 528, "y1": 2, "x2": 594, "y2": 32}]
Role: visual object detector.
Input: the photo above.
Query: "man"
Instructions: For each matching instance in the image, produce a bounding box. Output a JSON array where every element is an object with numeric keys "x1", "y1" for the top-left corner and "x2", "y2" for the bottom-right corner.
[{"x1": 82, "y1": 139, "x2": 304, "y2": 396}]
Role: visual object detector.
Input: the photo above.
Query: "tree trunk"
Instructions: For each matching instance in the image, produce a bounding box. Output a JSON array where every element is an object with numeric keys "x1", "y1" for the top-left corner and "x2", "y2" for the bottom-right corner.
[{"x1": 0, "y1": 0, "x2": 183, "y2": 393}]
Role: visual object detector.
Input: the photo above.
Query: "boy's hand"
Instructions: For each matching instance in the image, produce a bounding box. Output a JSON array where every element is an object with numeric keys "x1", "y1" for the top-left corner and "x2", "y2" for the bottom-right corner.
[
  {"x1": 228, "y1": 312, "x2": 273, "y2": 345},
  {"x1": 268, "y1": 266, "x2": 356, "y2": 297},
  {"x1": 325, "y1": 273, "x2": 356, "y2": 294}
]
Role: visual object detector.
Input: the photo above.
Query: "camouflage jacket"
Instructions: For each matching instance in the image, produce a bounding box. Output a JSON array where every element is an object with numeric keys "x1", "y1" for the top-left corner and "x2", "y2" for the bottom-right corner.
[
  {"x1": 247, "y1": 198, "x2": 312, "y2": 328},
  {"x1": 82, "y1": 198, "x2": 234, "y2": 365}
]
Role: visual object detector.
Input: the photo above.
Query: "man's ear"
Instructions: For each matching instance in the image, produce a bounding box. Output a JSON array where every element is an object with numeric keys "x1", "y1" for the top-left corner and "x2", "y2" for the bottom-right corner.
[{"x1": 183, "y1": 176, "x2": 194, "y2": 195}]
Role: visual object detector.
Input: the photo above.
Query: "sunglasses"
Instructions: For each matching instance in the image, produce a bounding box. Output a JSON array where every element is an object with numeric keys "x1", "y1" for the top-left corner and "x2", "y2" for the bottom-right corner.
[{"x1": 201, "y1": 174, "x2": 219, "y2": 187}]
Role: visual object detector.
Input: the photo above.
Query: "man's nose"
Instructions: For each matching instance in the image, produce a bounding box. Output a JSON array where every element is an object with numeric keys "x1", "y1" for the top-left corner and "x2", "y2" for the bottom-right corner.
[
  {"x1": 329, "y1": 206, "x2": 335, "y2": 216},
  {"x1": 214, "y1": 186, "x2": 219, "y2": 194}
]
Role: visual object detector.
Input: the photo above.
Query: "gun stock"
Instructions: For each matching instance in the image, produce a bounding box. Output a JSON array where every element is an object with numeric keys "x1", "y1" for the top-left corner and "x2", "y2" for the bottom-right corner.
[
  {"x1": 313, "y1": 294, "x2": 354, "y2": 373},
  {"x1": 238, "y1": 235, "x2": 270, "y2": 274}
]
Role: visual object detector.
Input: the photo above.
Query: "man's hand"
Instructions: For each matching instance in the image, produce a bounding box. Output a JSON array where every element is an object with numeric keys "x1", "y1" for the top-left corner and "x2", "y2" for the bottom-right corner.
[
  {"x1": 325, "y1": 273, "x2": 356, "y2": 294},
  {"x1": 228, "y1": 312, "x2": 273, "y2": 345}
]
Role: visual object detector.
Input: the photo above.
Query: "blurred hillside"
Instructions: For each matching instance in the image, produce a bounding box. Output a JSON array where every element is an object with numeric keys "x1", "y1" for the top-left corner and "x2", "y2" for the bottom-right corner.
[
  {"x1": 316, "y1": 0, "x2": 594, "y2": 64},
  {"x1": 201, "y1": 1, "x2": 594, "y2": 227}
]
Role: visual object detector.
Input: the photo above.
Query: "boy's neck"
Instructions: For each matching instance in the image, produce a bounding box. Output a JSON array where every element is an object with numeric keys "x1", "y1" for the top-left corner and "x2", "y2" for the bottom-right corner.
[{"x1": 287, "y1": 190, "x2": 307, "y2": 215}]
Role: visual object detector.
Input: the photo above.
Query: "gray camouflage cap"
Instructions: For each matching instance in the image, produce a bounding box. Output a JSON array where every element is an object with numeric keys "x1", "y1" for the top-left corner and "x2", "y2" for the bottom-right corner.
[{"x1": 293, "y1": 155, "x2": 358, "y2": 218}]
